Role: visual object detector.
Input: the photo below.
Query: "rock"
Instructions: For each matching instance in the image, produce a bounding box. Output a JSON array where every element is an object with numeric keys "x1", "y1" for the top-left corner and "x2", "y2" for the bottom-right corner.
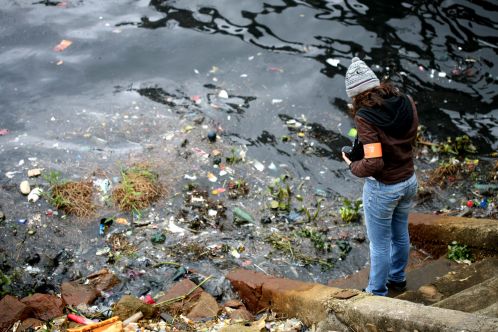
[
  {"x1": 0, "y1": 295, "x2": 32, "y2": 331},
  {"x1": 418, "y1": 285, "x2": 443, "y2": 303},
  {"x1": 113, "y1": 295, "x2": 158, "y2": 320},
  {"x1": 228, "y1": 308, "x2": 254, "y2": 321},
  {"x1": 86, "y1": 268, "x2": 121, "y2": 293},
  {"x1": 27, "y1": 169, "x2": 42, "y2": 178},
  {"x1": 61, "y1": 281, "x2": 99, "y2": 306},
  {"x1": 20, "y1": 181, "x2": 31, "y2": 195},
  {"x1": 21, "y1": 293, "x2": 65, "y2": 321},
  {"x1": 223, "y1": 299, "x2": 245, "y2": 309},
  {"x1": 157, "y1": 278, "x2": 203, "y2": 305},
  {"x1": 18, "y1": 318, "x2": 44, "y2": 332},
  {"x1": 186, "y1": 292, "x2": 220, "y2": 321},
  {"x1": 156, "y1": 278, "x2": 219, "y2": 321}
]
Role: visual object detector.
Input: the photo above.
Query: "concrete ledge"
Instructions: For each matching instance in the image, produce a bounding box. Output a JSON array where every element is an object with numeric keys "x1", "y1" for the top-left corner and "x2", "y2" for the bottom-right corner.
[
  {"x1": 227, "y1": 269, "x2": 498, "y2": 331},
  {"x1": 226, "y1": 269, "x2": 358, "y2": 326},
  {"x1": 409, "y1": 213, "x2": 498, "y2": 252},
  {"x1": 328, "y1": 295, "x2": 498, "y2": 332}
]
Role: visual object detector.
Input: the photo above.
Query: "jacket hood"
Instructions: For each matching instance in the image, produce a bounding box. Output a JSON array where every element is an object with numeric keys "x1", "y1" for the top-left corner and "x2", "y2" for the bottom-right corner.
[{"x1": 356, "y1": 95, "x2": 414, "y2": 137}]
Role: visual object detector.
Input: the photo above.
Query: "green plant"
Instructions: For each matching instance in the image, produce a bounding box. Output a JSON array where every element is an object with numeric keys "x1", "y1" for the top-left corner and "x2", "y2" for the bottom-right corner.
[
  {"x1": 447, "y1": 241, "x2": 472, "y2": 262},
  {"x1": 226, "y1": 148, "x2": 243, "y2": 164},
  {"x1": 268, "y1": 175, "x2": 292, "y2": 211},
  {"x1": 0, "y1": 271, "x2": 12, "y2": 296},
  {"x1": 432, "y1": 135, "x2": 477, "y2": 155},
  {"x1": 295, "y1": 227, "x2": 330, "y2": 252},
  {"x1": 43, "y1": 170, "x2": 65, "y2": 187},
  {"x1": 339, "y1": 198, "x2": 362, "y2": 223},
  {"x1": 301, "y1": 198, "x2": 324, "y2": 223}
]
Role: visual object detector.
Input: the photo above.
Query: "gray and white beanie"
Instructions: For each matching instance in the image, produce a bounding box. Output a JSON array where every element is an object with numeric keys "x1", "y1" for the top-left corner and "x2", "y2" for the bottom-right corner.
[{"x1": 345, "y1": 57, "x2": 380, "y2": 98}]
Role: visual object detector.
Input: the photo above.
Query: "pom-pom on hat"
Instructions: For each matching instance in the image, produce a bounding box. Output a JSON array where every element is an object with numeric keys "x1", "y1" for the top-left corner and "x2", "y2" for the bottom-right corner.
[{"x1": 345, "y1": 57, "x2": 380, "y2": 98}]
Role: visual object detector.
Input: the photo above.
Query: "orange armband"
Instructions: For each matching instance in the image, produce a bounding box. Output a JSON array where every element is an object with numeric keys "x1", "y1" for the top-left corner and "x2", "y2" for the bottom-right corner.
[{"x1": 363, "y1": 143, "x2": 382, "y2": 158}]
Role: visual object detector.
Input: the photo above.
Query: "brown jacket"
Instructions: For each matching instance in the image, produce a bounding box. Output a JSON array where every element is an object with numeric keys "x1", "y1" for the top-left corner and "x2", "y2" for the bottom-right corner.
[{"x1": 350, "y1": 96, "x2": 418, "y2": 184}]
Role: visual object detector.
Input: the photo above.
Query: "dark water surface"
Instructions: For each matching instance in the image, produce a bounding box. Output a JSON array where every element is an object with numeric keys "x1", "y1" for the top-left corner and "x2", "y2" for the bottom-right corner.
[
  {"x1": 0, "y1": 0, "x2": 497, "y2": 294},
  {"x1": 1, "y1": 0, "x2": 497, "y2": 192},
  {"x1": 0, "y1": 0, "x2": 498, "y2": 191}
]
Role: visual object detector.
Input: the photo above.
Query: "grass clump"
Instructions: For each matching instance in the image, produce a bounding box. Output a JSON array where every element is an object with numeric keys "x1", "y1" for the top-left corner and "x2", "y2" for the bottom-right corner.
[
  {"x1": 44, "y1": 170, "x2": 95, "y2": 217},
  {"x1": 112, "y1": 164, "x2": 162, "y2": 212},
  {"x1": 447, "y1": 241, "x2": 472, "y2": 263}
]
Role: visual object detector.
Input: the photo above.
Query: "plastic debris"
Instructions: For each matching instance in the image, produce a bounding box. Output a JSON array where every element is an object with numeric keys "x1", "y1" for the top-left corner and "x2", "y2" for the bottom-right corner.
[
  {"x1": 5, "y1": 171, "x2": 20, "y2": 179},
  {"x1": 286, "y1": 119, "x2": 302, "y2": 129},
  {"x1": 207, "y1": 172, "x2": 218, "y2": 182},
  {"x1": 268, "y1": 162, "x2": 277, "y2": 171},
  {"x1": 67, "y1": 313, "x2": 95, "y2": 325},
  {"x1": 218, "y1": 90, "x2": 229, "y2": 99},
  {"x1": 326, "y1": 58, "x2": 340, "y2": 67},
  {"x1": 67, "y1": 317, "x2": 122, "y2": 332},
  {"x1": 272, "y1": 99, "x2": 283, "y2": 104},
  {"x1": 123, "y1": 312, "x2": 144, "y2": 326},
  {"x1": 54, "y1": 39, "x2": 72, "y2": 52},
  {"x1": 191, "y1": 95, "x2": 202, "y2": 104},
  {"x1": 347, "y1": 128, "x2": 357, "y2": 137},
  {"x1": 94, "y1": 178, "x2": 111, "y2": 194},
  {"x1": 172, "y1": 266, "x2": 187, "y2": 281},
  {"x1": 27, "y1": 188, "x2": 43, "y2": 203},
  {"x1": 96, "y1": 247, "x2": 111, "y2": 256},
  {"x1": 143, "y1": 294, "x2": 155, "y2": 304},
  {"x1": 253, "y1": 160, "x2": 265, "y2": 172},
  {"x1": 99, "y1": 218, "x2": 113, "y2": 236},
  {"x1": 466, "y1": 200, "x2": 474, "y2": 208},
  {"x1": 184, "y1": 174, "x2": 197, "y2": 181},
  {"x1": 212, "y1": 188, "x2": 226, "y2": 195},
  {"x1": 233, "y1": 207, "x2": 255, "y2": 225},
  {"x1": 115, "y1": 217, "x2": 129, "y2": 225},
  {"x1": 192, "y1": 147, "x2": 209, "y2": 159},
  {"x1": 167, "y1": 217, "x2": 186, "y2": 234},
  {"x1": 438, "y1": 72, "x2": 447, "y2": 78},
  {"x1": 151, "y1": 232, "x2": 166, "y2": 244},
  {"x1": 207, "y1": 130, "x2": 217, "y2": 142},
  {"x1": 480, "y1": 199, "x2": 489, "y2": 209},
  {"x1": 0, "y1": 129, "x2": 9, "y2": 136}
]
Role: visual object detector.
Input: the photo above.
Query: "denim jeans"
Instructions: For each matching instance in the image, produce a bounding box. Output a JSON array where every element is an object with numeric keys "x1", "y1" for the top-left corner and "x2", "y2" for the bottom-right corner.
[{"x1": 363, "y1": 173, "x2": 417, "y2": 296}]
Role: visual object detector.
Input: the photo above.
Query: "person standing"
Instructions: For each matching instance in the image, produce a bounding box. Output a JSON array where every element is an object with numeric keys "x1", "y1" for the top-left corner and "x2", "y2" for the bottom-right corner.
[{"x1": 342, "y1": 57, "x2": 419, "y2": 296}]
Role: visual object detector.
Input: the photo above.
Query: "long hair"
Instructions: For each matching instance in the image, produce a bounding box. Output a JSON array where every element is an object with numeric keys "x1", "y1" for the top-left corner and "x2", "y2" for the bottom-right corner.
[{"x1": 350, "y1": 82, "x2": 401, "y2": 117}]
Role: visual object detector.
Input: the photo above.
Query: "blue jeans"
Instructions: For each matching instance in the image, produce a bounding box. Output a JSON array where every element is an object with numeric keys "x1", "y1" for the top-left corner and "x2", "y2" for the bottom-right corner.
[{"x1": 363, "y1": 173, "x2": 417, "y2": 296}]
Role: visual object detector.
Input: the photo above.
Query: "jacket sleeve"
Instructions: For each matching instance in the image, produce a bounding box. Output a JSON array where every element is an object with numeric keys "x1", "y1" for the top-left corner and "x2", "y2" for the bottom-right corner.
[{"x1": 350, "y1": 116, "x2": 384, "y2": 177}]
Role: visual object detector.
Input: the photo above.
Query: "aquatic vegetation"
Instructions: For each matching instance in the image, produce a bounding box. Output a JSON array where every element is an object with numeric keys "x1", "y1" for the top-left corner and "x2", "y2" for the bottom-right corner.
[
  {"x1": 268, "y1": 175, "x2": 292, "y2": 212},
  {"x1": 44, "y1": 170, "x2": 95, "y2": 217},
  {"x1": 112, "y1": 164, "x2": 162, "y2": 213},
  {"x1": 339, "y1": 198, "x2": 362, "y2": 223}
]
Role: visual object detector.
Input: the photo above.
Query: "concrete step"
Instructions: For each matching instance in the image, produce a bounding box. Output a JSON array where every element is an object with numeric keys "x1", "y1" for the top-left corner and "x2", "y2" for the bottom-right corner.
[
  {"x1": 431, "y1": 276, "x2": 498, "y2": 318},
  {"x1": 408, "y1": 213, "x2": 498, "y2": 257},
  {"x1": 327, "y1": 251, "x2": 458, "y2": 297},
  {"x1": 396, "y1": 257, "x2": 498, "y2": 305}
]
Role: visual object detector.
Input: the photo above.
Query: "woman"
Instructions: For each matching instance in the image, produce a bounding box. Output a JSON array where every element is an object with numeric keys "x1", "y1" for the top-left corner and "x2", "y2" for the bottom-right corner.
[{"x1": 342, "y1": 57, "x2": 418, "y2": 296}]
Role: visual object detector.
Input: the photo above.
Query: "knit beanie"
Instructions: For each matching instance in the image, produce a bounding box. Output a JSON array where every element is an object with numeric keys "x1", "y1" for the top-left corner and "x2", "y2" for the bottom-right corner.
[{"x1": 345, "y1": 57, "x2": 380, "y2": 98}]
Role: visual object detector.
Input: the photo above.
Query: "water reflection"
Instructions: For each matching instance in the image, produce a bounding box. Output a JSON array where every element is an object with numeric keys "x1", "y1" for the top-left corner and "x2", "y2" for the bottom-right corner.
[{"x1": 134, "y1": 0, "x2": 497, "y2": 152}]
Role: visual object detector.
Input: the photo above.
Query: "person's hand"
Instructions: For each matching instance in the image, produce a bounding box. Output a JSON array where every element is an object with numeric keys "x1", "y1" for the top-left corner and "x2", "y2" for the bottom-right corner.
[{"x1": 342, "y1": 152, "x2": 352, "y2": 166}]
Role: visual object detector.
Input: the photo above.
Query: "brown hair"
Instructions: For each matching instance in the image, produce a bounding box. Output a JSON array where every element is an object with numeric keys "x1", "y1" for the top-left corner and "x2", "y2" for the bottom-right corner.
[{"x1": 350, "y1": 81, "x2": 401, "y2": 117}]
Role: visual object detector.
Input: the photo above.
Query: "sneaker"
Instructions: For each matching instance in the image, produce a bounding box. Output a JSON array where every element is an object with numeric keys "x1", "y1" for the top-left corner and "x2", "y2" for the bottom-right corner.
[{"x1": 386, "y1": 279, "x2": 407, "y2": 292}]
